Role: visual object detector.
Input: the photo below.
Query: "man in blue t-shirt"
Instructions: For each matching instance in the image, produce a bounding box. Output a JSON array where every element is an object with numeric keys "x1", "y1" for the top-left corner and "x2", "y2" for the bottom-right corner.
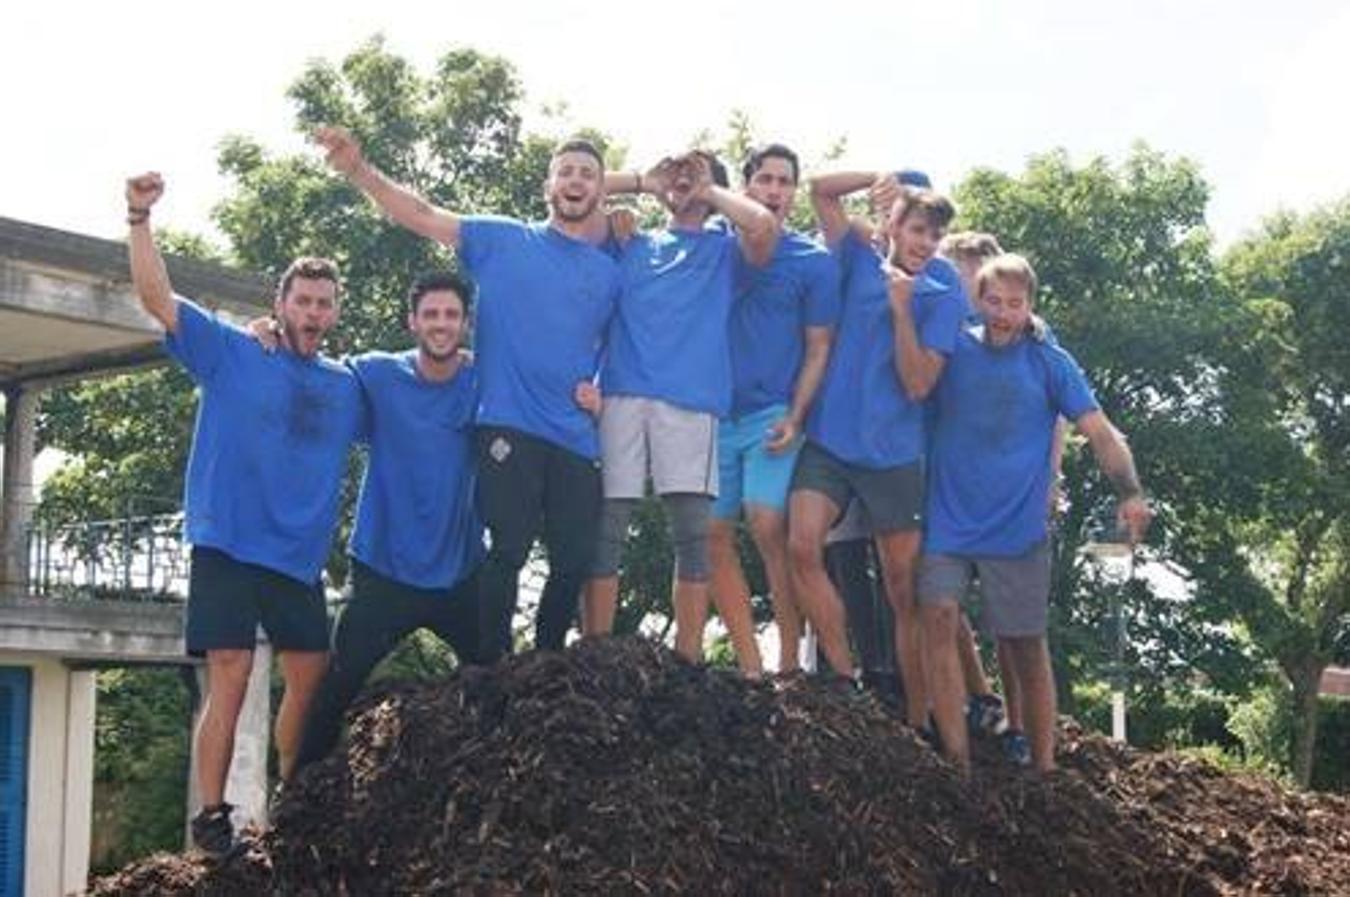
[
  {"x1": 918, "y1": 253, "x2": 1152, "y2": 774},
  {"x1": 315, "y1": 127, "x2": 619, "y2": 662},
  {"x1": 788, "y1": 175, "x2": 961, "y2": 731},
  {"x1": 581, "y1": 151, "x2": 779, "y2": 664},
  {"x1": 707, "y1": 144, "x2": 840, "y2": 676},
  {"x1": 293, "y1": 272, "x2": 487, "y2": 773},
  {"x1": 125, "y1": 173, "x2": 364, "y2": 856}
]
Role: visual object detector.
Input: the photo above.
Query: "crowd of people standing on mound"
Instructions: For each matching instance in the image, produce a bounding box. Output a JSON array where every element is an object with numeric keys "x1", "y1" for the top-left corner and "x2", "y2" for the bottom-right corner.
[{"x1": 122, "y1": 127, "x2": 1151, "y2": 858}]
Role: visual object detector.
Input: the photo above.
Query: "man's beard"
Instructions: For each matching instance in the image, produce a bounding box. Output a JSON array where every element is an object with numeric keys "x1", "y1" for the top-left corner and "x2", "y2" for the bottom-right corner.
[{"x1": 551, "y1": 193, "x2": 599, "y2": 222}]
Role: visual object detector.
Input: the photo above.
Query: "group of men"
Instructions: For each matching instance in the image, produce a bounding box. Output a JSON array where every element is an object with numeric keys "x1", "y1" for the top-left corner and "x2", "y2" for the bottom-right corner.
[{"x1": 123, "y1": 126, "x2": 1150, "y2": 857}]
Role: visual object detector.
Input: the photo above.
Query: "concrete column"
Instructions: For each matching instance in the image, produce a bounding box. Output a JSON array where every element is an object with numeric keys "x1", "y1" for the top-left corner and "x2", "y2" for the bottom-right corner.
[
  {"x1": 23, "y1": 656, "x2": 94, "y2": 897},
  {"x1": 186, "y1": 638, "x2": 272, "y2": 843},
  {"x1": 62, "y1": 668, "x2": 95, "y2": 895},
  {"x1": 1, "y1": 385, "x2": 39, "y2": 600}
]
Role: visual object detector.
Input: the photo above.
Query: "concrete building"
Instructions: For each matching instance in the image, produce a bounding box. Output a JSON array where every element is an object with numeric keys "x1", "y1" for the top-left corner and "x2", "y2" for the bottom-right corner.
[{"x1": 0, "y1": 216, "x2": 271, "y2": 897}]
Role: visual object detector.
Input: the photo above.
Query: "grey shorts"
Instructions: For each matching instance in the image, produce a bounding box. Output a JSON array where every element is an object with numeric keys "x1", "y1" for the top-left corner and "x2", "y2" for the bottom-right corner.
[
  {"x1": 917, "y1": 540, "x2": 1052, "y2": 638},
  {"x1": 599, "y1": 395, "x2": 718, "y2": 498},
  {"x1": 790, "y1": 440, "x2": 923, "y2": 533}
]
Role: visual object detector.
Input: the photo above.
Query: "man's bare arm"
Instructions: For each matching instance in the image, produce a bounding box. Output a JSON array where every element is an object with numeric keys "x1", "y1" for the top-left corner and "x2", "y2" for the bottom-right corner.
[
  {"x1": 808, "y1": 171, "x2": 882, "y2": 246},
  {"x1": 887, "y1": 267, "x2": 945, "y2": 400},
  {"x1": 1076, "y1": 410, "x2": 1153, "y2": 543},
  {"x1": 767, "y1": 325, "x2": 833, "y2": 453},
  {"x1": 315, "y1": 126, "x2": 461, "y2": 247},
  {"x1": 125, "y1": 173, "x2": 178, "y2": 333},
  {"x1": 705, "y1": 183, "x2": 778, "y2": 267}
]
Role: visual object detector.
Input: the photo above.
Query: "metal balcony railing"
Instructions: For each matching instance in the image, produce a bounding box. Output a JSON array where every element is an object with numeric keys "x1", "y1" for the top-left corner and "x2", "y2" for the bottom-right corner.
[{"x1": 26, "y1": 513, "x2": 188, "y2": 602}]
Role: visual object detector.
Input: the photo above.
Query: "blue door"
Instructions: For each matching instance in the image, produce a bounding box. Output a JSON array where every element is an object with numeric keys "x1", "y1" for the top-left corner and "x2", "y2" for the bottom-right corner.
[{"x1": 0, "y1": 668, "x2": 29, "y2": 897}]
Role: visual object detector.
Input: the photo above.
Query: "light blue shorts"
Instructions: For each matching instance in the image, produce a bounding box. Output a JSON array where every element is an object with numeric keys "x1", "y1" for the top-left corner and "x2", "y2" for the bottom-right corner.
[{"x1": 712, "y1": 403, "x2": 802, "y2": 519}]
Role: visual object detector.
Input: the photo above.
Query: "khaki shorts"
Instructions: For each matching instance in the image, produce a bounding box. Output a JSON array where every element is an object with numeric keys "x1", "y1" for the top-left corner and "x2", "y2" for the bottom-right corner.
[{"x1": 599, "y1": 396, "x2": 718, "y2": 499}]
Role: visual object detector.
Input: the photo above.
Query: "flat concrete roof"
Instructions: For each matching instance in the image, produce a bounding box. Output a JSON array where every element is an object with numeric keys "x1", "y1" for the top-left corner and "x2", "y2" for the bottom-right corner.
[{"x1": 0, "y1": 216, "x2": 271, "y2": 387}]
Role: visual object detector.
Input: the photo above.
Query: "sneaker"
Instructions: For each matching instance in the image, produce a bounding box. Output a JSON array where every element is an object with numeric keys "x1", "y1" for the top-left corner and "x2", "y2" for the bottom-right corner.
[
  {"x1": 966, "y1": 693, "x2": 1006, "y2": 736},
  {"x1": 1000, "y1": 729, "x2": 1032, "y2": 767},
  {"x1": 190, "y1": 803, "x2": 236, "y2": 857}
]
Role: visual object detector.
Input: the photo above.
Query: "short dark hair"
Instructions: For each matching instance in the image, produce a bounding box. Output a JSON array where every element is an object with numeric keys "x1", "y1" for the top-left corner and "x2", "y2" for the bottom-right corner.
[
  {"x1": 693, "y1": 150, "x2": 730, "y2": 189},
  {"x1": 894, "y1": 187, "x2": 956, "y2": 231},
  {"x1": 742, "y1": 143, "x2": 800, "y2": 185},
  {"x1": 407, "y1": 270, "x2": 474, "y2": 316},
  {"x1": 553, "y1": 137, "x2": 605, "y2": 173},
  {"x1": 278, "y1": 256, "x2": 340, "y2": 299}
]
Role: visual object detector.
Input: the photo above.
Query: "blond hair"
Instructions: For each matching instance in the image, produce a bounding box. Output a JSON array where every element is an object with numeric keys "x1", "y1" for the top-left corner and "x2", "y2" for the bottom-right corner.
[{"x1": 976, "y1": 253, "x2": 1038, "y2": 301}]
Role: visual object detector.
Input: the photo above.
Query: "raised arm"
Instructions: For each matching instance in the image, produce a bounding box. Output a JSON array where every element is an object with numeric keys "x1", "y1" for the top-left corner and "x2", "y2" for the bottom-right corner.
[
  {"x1": 125, "y1": 173, "x2": 178, "y2": 333},
  {"x1": 314, "y1": 126, "x2": 461, "y2": 247},
  {"x1": 886, "y1": 266, "x2": 946, "y2": 400},
  {"x1": 1076, "y1": 410, "x2": 1153, "y2": 543},
  {"x1": 807, "y1": 171, "x2": 882, "y2": 246},
  {"x1": 686, "y1": 155, "x2": 778, "y2": 267}
]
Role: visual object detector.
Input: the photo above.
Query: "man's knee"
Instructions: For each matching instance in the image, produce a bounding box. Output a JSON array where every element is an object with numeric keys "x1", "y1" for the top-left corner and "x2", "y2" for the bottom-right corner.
[
  {"x1": 746, "y1": 509, "x2": 787, "y2": 559},
  {"x1": 665, "y1": 493, "x2": 711, "y2": 582},
  {"x1": 788, "y1": 525, "x2": 824, "y2": 574},
  {"x1": 921, "y1": 600, "x2": 960, "y2": 637}
]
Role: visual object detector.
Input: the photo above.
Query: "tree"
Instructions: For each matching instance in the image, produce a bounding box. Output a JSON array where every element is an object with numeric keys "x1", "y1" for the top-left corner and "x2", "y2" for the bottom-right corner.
[{"x1": 1200, "y1": 198, "x2": 1350, "y2": 785}]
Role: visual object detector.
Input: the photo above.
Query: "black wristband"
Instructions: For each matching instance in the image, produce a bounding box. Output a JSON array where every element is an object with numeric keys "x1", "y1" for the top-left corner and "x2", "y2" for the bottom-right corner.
[{"x1": 127, "y1": 207, "x2": 150, "y2": 226}]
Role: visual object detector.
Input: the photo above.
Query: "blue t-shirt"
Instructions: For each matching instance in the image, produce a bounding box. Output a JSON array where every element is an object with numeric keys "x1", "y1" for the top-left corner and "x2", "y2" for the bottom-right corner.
[
  {"x1": 805, "y1": 231, "x2": 965, "y2": 468},
  {"x1": 601, "y1": 225, "x2": 745, "y2": 416},
  {"x1": 347, "y1": 351, "x2": 486, "y2": 591},
  {"x1": 165, "y1": 298, "x2": 364, "y2": 583},
  {"x1": 728, "y1": 230, "x2": 841, "y2": 417},
  {"x1": 458, "y1": 216, "x2": 620, "y2": 459},
  {"x1": 925, "y1": 325, "x2": 1100, "y2": 556}
]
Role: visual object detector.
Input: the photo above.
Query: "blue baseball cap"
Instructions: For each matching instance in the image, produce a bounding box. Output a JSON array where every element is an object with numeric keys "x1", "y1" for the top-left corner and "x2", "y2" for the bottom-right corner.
[{"x1": 896, "y1": 168, "x2": 932, "y2": 188}]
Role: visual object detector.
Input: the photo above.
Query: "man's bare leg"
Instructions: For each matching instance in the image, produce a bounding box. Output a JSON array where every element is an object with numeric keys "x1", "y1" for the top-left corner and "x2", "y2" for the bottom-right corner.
[
  {"x1": 196, "y1": 649, "x2": 254, "y2": 807},
  {"x1": 998, "y1": 639, "x2": 1025, "y2": 731},
  {"x1": 707, "y1": 519, "x2": 764, "y2": 676},
  {"x1": 1003, "y1": 635, "x2": 1057, "y2": 772},
  {"x1": 921, "y1": 601, "x2": 970, "y2": 772},
  {"x1": 581, "y1": 576, "x2": 619, "y2": 636},
  {"x1": 957, "y1": 613, "x2": 993, "y2": 696},
  {"x1": 874, "y1": 530, "x2": 928, "y2": 728},
  {"x1": 786, "y1": 490, "x2": 855, "y2": 677},
  {"x1": 672, "y1": 578, "x2": 710, "y2": 662},
  {"x1": 275, "y1": 649, "x2": 329, "y2": 781},
  {"x1": 747, "y1": 506, "x2": 801, "y2": 674}
]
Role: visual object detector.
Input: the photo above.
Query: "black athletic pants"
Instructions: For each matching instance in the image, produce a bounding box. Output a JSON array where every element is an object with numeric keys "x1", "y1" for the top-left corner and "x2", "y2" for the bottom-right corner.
[
  {"x1": 294, "y1": 561, "x2": 480, "y2": 772},
  {"x1": 825, "y1": 538, "x2": 897, "y2": 674},
  {"x1": 474, "y1": 426, "x2": 603, "y2": 662}
]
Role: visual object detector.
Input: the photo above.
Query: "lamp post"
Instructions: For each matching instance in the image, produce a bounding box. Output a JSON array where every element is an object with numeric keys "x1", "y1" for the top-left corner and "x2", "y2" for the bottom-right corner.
[{"x1": 1083, "y1": 529, "x2": 1134, "y2": 743}]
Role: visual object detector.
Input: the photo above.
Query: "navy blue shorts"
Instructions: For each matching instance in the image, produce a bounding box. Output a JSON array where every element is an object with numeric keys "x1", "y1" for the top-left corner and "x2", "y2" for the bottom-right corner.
[{"x1": 185, "y1": 547, "x2": 330, "y2": 656}]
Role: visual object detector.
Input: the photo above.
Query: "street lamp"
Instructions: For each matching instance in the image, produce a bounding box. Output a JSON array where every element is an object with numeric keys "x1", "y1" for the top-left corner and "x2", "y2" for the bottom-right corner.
[{"x1": 1083, "y1": 528, "x2": 1135, "y2": 743}]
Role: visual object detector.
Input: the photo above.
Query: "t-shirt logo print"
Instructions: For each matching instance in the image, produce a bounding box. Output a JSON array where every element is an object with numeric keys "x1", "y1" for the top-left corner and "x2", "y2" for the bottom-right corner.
[{"x1": 489, "y1": 436, "x2": 512, "y2": 464}]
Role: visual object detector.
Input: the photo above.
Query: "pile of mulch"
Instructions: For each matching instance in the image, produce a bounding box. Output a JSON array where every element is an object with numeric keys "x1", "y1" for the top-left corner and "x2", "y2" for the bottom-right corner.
[{"x1": 90, "y1": 637, "x2": 1350, "y2": 896}]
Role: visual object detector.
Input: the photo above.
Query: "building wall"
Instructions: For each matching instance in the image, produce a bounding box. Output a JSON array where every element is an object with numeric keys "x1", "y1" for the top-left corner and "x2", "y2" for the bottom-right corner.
[{"x1": 9, "y1": 654, "x2": 93, "y2": 897}]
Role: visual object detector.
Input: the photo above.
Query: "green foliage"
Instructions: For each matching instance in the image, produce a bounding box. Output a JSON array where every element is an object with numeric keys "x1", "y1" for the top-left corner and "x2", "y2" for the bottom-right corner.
[
  {"x1": 90, "y1": 669, "x2": 190, "y2": 872},
  {"x1": 1312, "y1": 696, "x2": 1350, "y2": 792},
  {"x1": 1228, "y1": 682, "x2": 1296, "y2": 778},
  {"x1": 1072, "y1": 680, "x2": 1238, "y2": 752}
]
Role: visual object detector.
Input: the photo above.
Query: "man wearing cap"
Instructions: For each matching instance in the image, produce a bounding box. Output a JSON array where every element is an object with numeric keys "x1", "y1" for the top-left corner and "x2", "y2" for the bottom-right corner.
[
  {"x1": 789, "y1": 170, "x2": 962, "y2": 733},
  {"x1": 581, "y1": 150, "x2": 779, "y2": 663}
]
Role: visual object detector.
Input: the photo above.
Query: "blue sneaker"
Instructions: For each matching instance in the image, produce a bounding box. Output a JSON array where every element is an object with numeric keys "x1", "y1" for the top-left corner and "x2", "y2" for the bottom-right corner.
[
  {"x1": 1000, "y1": 729, "x2": 1031, "y2": 767},
  {"x1": 966, "y1": 693, "x2": 1006, "y2": 736}
]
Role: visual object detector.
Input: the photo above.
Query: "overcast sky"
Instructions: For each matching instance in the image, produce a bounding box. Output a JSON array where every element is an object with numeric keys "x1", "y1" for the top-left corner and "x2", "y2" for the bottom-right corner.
[{"x1": 4, "y1": 0, "x2": 1348, "y2": 248}]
